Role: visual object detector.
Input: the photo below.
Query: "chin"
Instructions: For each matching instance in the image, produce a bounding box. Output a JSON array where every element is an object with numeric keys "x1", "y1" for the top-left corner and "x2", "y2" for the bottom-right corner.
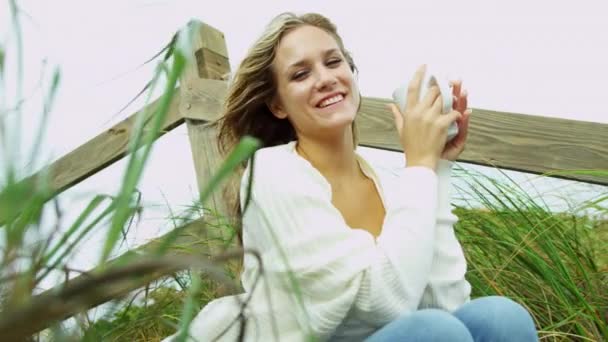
[{"x1": 316, "y1": 115, "x2": 356, "y2": 137}]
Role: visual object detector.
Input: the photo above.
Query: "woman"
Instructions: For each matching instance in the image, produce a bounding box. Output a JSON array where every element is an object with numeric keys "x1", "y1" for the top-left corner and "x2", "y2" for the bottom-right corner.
[{"x1": 165, "y1": 12, "x2": 538, "y2": 342}]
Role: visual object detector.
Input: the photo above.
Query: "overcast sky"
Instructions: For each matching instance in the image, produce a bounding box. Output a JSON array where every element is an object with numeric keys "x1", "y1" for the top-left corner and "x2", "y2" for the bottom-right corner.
[
  {"x1": 4, "y1": 0, "x2": 607, "y2": 160},
  {"x1": 1, "y1": 0, "x2": 607, "y2": 286}
]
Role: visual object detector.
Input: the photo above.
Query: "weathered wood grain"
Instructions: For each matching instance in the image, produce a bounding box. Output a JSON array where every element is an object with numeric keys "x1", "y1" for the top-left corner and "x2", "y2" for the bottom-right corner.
[
  {"x1": 0, "y1": 218, "x2": 238, "y2": 340},
  {"x1": 181, "y1": 21, "x2": 235, "y2": 255},
  {"x1": 24, "y1": 93, "x2": 182, "y2": 199},
  {"x1": 179, "y1": 78, "x2": 227, "y2": 122},
  {"x1": 28, "y1": 85, "x2": 606, "y2": 207},
  {"x1": 357, "y1": 97, "x2": 608, "y2": 185},
  {"x1": 180, "y1": 91, "x2": 607, "y2": 184}
]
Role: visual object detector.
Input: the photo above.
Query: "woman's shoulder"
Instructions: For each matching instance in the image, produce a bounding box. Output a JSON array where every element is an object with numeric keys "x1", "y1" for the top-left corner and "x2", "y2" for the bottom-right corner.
[
  {"x1": 241, "y1": 141, "x2": 323, "y2": 196},
  {"x1": 245, "y1": 142, "x2": 300, "y2": 180}
]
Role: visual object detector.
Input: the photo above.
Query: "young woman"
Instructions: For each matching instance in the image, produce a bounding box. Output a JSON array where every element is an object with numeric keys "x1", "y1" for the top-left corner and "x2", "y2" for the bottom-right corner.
[{"x1": 164, "y1": 12, "x2": 538, "y2": 342}]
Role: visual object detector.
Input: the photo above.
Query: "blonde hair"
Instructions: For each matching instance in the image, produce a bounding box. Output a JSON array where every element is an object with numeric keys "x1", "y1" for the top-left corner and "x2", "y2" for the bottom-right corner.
[
  {"x1": 218, "y1": 12, "x2": 359, "y2": 153},
  {"x1": 216, "y1": 12, "x2": 360, "y2": 242}
]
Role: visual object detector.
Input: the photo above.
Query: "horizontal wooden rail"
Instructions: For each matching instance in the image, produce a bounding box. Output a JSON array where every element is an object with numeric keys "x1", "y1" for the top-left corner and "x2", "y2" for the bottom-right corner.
[
  {"x1": 0, "y1": 218, "x2": 234, "y2": 339},
  {"x1": 21, "y1": 91, "x2": 183, "y2": 200},
  {"x1": 357, "y1": 97, "x2": 608, "y2": 185},
  {"x1": 180, "y1": 82, "x2": 608, "y2": 186},
  {"x1": 22, "y1": 78, "x2": 606, "y2": 211}
]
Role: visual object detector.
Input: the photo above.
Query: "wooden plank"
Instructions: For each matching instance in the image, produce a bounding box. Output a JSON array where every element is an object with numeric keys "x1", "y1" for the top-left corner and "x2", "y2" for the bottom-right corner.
[
  {"x1": 356, "y1": 97, "x2": 608, "y2": 185},
  {"x1": 0, "y1": 218, "x2": 241, "y2": 340},
  {"x1": 181, "y1": 21, "x2": 236, "y2": 256},
  {"x1": 185, "y1": 122, "x2": 236, "y2": 251},
  {"x1": 22, "y1": 93, "x2": 183, "y2": 199},
  {"x1": 189, "y1": 20, "x2": 229, "y2": 58},
  {"x1": 179, "y1": 78, "x2": 227, "y2": 121},
  {"x1": 195, "y1": 48, "x2": 231, "y2": 80},
  {"x1": 19, "y1": 21, "x2": 230, "y2": 204},
  {"x1": 181, "y1": 90, "x2": 608, "y2": 184},
  {"x1": 182, "y1": 21, "x2": 229, "y2": 84}
]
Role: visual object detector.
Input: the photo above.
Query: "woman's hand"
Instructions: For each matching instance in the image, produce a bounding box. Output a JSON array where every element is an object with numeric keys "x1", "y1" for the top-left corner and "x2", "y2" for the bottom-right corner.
[
  {"x1": 388, "y1": 65, "x2": 462, "y2": 171},
  {"x1": 441, "y1": 80, "x2": 472, "y2": 161}
]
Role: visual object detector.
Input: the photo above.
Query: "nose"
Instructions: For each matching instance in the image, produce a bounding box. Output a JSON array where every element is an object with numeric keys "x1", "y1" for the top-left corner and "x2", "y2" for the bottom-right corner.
[{"x1": 314, "y1": 66, "x2": 337, "y2": 91}]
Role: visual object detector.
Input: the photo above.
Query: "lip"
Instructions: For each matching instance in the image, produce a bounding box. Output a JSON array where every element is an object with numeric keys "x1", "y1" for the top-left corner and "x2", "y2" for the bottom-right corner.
[{"x1": 315, "y1": 92, "x2": 346, "y2": 108}]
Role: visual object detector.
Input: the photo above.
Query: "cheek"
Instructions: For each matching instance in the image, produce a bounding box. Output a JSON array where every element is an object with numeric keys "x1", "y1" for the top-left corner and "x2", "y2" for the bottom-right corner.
[
  {"x1": 347, "y1": 79, "x2": 360, "y2": 107},
  {"x1": 353, "y1": 92, "x2": 361, "y2": 107},
  {"x1": 288, "y1": 84, "x2": 313, "y2": 109},
  {"x1": 279, "y1": 84, "x2": 312, "y2": 122}
]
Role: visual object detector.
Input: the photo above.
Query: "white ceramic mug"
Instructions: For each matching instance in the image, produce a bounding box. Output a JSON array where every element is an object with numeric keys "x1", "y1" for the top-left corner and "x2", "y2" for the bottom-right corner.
[{"x1": 392, "y1": 70, "x2": 459, "y2": 141}]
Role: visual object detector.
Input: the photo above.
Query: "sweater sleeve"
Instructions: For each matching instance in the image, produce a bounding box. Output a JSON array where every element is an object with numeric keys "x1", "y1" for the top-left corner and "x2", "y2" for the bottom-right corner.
[
  {"x1": 239, "y1": 153, "x2": 440, "y2": 339},
  {"x1": 417, "y1": 160, "x2": 471, "y2": 311}
]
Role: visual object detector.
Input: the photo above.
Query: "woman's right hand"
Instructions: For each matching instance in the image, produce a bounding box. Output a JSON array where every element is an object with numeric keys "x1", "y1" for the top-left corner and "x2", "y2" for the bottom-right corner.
[{"x1": 387, "y1": 65, "x2": 462, "y2": 171}]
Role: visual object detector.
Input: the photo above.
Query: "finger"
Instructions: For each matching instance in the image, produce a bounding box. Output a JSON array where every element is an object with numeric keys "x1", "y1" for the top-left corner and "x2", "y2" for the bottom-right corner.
[
  {"x1": 387, "y1": 103, "x2": 404, "y2": 136},
  {"x1": 432, "y1": 88, "x2": 443, "y2": 115},
  {"x1": 421, "y1": 85, "x2": 441, "y2": 113},
  {"x1": 460, "y1": 109, "x2": 471, "y2": 136},
  {"x1": 450, "y1": 79, "x2": 462, "y2": 98},
  {"x1": 450, "y1": 109, "x2": 471, "y2": 145},
  {"x1": 440, "y1": 109, "x2": 462, "y2": 129},
  {"x1": 460, "y1": 90, "x2": 468, "y2": 112},
  {"x1": 405, "y1": 64, "x2": 427, "y2": 112},
  {"x1": 453, "y1": 88, "x2": 467, "y2": 113}
]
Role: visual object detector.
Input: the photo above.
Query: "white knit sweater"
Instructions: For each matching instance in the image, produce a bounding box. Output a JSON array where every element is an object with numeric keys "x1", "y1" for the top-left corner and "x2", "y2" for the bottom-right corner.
[{"x1": 164, "y1": 141, "x2": 471, "y2": 342}]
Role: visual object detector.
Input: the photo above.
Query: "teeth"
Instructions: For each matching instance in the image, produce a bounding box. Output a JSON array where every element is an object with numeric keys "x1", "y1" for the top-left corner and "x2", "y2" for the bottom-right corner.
[{"x1": 319, "y1": 94, "x2": 344, "y2": 108}]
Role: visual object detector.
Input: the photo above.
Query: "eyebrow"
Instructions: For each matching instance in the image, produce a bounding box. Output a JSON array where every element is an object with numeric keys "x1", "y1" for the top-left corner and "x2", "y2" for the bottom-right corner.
[{"x1": 285, "y1": 48, "x2": 341, "y2": 74}]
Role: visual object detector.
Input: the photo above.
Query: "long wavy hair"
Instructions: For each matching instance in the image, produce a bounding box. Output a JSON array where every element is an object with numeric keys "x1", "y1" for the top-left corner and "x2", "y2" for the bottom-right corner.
[{"x1": 215, "y1": 12, "x2": 361, "y2": 243}]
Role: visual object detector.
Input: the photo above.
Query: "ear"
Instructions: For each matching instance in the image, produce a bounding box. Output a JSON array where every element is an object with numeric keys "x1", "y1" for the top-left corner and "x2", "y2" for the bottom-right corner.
[{"x1": 267, "y1": 97, "x2": 288, "y2": 119}]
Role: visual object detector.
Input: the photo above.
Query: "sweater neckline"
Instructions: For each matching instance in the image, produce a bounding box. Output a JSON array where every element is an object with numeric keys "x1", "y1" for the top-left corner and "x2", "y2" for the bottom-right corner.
[{"x1": 283, "y1": 140, "x2": 388, "y2": 216}]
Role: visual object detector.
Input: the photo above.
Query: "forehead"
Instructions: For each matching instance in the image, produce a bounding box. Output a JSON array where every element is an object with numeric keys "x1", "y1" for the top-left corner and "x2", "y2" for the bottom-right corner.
[{"x1": 275, "y1": 25, "x2": 340, "y2": 68}]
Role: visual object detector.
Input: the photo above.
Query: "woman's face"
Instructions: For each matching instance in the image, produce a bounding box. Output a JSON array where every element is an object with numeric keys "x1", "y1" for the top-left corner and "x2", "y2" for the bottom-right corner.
[{"x1": 269, "y1": 25, "x2": 360, "y2": 141}]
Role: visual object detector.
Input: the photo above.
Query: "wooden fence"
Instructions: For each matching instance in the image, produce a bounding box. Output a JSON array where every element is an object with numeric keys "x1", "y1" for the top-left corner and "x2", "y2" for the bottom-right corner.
[{"x1": 3, "y1": 19, "x2": 607, "y2": 339}]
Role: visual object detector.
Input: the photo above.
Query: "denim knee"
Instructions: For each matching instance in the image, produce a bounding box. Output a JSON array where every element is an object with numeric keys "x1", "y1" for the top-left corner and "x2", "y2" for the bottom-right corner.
[
  {"x1": 454, "y1": 296, "x2": 538, "y2": 342},
  {"x1": 366, "y1": 309, "x2": 473, "y2": 342}
]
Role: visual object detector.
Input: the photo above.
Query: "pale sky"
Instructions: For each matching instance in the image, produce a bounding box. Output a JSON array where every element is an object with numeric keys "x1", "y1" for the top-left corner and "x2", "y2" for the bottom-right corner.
[
  {"x1": 4, "y1": 0, "x2": 608, "y2": 158},
  {"x1": 1, "y1": 0, "x2": 607, "y2": 287}
]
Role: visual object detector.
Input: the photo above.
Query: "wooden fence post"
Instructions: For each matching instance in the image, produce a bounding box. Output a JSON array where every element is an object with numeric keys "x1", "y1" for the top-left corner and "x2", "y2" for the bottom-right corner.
[{"x1": 179, "y1": 21, "x2": 235, "y2": 257}]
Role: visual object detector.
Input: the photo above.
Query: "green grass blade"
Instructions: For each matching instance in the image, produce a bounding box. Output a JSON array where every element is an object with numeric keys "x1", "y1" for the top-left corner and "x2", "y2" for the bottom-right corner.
[
  {"x1": 174, "y1": 273, "x2": 202, "y2": 342},
  {"x1": 39, "y1": 195, "x2": 112, "y2": 268},
  {"x1": 155, "y1": 135, "x2": 261, "y2": 254},
  {"x1": 102, "y1": 52, "x2": 185, "y2": 262}
]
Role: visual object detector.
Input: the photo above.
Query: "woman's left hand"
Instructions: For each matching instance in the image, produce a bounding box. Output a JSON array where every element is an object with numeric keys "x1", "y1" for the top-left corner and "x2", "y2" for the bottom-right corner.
[{"x1": 441, "y1": 80, "x2": 472, "y2": 161}]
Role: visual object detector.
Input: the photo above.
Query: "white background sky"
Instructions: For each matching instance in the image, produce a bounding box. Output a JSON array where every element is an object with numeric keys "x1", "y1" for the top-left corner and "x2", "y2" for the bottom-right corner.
[{"x1": 1, "y1": 0, "x2": 607, "y2": 288}]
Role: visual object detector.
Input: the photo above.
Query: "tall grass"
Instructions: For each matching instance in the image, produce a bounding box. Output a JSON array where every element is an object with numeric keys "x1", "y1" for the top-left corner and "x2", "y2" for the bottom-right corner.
[
  {"x1": 0, "y1": 4, "x2": 260, "y2": 341},
  {"x1": 453, "y1": 166, "x2": 608, "y2": 341}
]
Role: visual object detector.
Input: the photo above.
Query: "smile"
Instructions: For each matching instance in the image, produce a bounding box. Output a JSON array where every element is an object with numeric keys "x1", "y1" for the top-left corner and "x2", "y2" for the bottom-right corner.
[{"x1": 317, "y1": 94, "x2": 345, "y2": 108}]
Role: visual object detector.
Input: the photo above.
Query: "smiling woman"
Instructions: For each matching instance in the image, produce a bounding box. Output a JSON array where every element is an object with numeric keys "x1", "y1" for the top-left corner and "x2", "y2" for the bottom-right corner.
[
  {"x1": 216, "y1": 13, "x2": 361, "y2": 153},
  {"x1": 163, "y1": 12, "x2": 538, "y2": 342},
  {"x1": 267, "y1": 28, "x2": 360, "y2": 142}
]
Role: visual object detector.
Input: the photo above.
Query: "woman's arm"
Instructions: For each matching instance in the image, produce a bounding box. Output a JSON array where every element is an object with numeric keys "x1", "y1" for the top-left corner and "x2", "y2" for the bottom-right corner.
[
  {"x1": 240, "y1": 151, "x2": 440, "y2": 338},
  {"x1": 417, "y1": 160, "x2": 471, "y2": 311}
]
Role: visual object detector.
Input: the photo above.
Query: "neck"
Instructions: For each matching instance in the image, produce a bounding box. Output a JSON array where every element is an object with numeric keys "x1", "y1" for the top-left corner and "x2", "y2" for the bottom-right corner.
[{"x1": 295, "y1": 128, "x2": 363, "y2": 186}]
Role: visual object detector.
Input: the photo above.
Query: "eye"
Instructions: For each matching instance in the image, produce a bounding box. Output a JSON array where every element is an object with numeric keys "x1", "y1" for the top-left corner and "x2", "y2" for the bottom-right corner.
[
  {"x1": 327, "y1": 58, "x2": 343, "y2": 67},
  {"x1": 292, "y1": 70, "x2": 309, "y2": 81}
]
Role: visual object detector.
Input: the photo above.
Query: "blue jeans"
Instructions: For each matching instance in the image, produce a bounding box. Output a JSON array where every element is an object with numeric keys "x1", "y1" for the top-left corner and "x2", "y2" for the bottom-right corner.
[{"x1": 365, "y1": 296, "x2": 538, "y2": 341}]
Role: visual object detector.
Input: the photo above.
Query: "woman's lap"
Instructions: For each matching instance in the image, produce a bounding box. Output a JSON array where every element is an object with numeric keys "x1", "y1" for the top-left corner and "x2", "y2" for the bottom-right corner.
[
  {"x1": 364, "y1": 308, "x2": 473, "y2": 342},
  {"x1": 453, "y1": 296, "x2": 538, "y2": 341},
  {"x1": 364, "y1": 296, "x2": 538, "y2": 342}
]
